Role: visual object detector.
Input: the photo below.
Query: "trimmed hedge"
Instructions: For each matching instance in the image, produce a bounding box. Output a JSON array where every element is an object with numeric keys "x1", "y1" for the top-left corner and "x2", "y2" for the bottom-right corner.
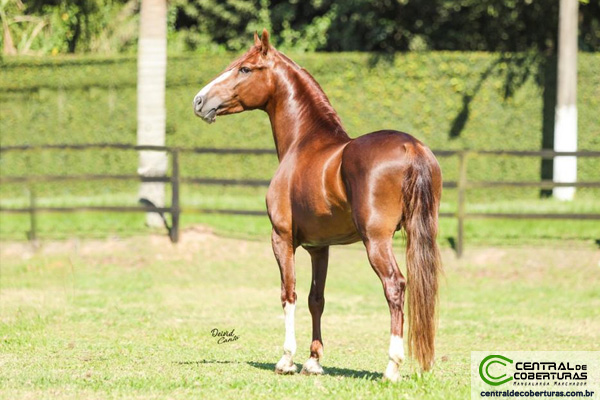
[{"x1": 0, "y1": 52, "x2": 598, "y2": 200}]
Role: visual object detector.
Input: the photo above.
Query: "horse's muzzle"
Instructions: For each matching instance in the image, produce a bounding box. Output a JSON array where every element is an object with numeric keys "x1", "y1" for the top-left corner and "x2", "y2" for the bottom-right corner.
[{"x1": 193, "y1": 94, "x2": 217, "y2": 124}]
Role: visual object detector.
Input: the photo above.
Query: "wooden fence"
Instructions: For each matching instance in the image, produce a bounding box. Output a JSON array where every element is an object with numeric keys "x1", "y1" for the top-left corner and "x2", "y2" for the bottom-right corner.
[{"x1": 1, "y1": 144, "x2": 599, "y2": 256}]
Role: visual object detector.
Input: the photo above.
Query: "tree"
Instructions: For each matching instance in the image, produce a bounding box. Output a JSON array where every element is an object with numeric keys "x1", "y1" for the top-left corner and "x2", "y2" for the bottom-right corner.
[
  {"x1": 553, "y1": 0, "x2": 579, "y2": 200},
  {"x1": 137, "y1": 0, "x2": 168, "y2": 227}
]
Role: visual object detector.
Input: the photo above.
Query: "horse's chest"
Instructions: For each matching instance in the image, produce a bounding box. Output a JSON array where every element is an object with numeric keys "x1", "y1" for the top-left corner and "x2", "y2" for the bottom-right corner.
[
  {"x1": 266, "y1": 150, "x2": 359, "y2": 245},
  {"x1": 266, "y1": 173, "x2": 336, "y2": 218},
  {"x1": 268, "y1": 164, "x2": 346, "y2": 217}
]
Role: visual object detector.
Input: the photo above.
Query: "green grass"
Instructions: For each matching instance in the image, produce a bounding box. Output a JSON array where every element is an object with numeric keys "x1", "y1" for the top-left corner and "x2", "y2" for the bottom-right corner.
[{"x1": 1, "y1": 232, "x2": 598, "y2": 399}]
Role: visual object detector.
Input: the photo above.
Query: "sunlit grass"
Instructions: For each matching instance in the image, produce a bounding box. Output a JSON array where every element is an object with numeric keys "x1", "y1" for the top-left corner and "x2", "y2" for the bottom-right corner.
[{"x1": 0, "y1": 233, "x2": 598, "y2": 399}]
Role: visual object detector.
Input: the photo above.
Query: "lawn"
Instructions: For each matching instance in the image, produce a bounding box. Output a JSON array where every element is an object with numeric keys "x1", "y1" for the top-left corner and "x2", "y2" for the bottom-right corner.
[{"x1": 1, "y1": 228, "x2": 599, "y2": 399}]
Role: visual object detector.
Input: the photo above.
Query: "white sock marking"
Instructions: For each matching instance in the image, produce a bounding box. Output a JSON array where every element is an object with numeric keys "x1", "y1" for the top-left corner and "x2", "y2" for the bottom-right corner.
[
  {"x1": 389, "y1": 334, "x2": 405, "y2": 364},
  {"x1": 283, "y1": 301, "x2": 296, "y2": 356}
]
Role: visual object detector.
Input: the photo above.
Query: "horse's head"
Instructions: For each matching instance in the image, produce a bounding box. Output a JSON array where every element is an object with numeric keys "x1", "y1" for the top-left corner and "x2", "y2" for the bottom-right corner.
[{"x1": 193, "y1": 29, "x2": 275, "y2": 124}]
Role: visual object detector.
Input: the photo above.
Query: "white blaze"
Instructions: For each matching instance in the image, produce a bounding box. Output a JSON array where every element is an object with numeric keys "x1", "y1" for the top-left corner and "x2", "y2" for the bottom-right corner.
[{"x1": 195, "y1": 69, "x2": 233, "y2": 101}]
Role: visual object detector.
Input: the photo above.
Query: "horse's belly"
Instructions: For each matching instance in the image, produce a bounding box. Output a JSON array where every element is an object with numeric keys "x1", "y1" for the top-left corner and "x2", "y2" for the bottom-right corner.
[{"x1": 294, "y1": 206, "x2": 360, "y2": 247}]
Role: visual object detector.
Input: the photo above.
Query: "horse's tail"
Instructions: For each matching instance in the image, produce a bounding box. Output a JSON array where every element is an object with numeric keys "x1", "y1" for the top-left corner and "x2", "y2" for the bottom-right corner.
[{"x1": 401, "y1": 147, "x2": 442, "y2": 371}]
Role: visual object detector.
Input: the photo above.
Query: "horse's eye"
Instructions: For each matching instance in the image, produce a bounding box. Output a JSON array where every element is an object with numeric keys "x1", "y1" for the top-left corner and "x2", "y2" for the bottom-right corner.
[{"x1": 239, "y1": 67, "x2": 251, "y2": 74}]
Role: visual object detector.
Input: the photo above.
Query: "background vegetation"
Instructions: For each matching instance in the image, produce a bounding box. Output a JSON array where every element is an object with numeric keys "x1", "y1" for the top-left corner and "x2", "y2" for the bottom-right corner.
[
  {"x1": 2, "y1": 0, "x2": 599, "y2": 55},
  {"x1": 1, "y1": 1, "x2": 599, "y2": 242},
  {"x1": 1, "y1": 52, "x2": 599, "y2": 196},
  {"x1": 2, "y1": 51, "x2": 599, "y2": 242}
]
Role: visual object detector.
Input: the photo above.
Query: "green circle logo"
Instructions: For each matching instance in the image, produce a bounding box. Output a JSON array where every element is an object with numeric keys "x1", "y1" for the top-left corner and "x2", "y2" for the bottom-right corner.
[{"x1": 479, "y1": 355, "x2": 514, "y2": 386}]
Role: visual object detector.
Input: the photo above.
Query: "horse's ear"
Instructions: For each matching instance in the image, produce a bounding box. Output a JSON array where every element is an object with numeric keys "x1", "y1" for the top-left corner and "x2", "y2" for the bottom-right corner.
[
  {"x1": 254, "y1": 31, "x2": 261, "y2": 47},
  {"x1": 260, "y1": 29, "x2": 270, "y2": 56}
]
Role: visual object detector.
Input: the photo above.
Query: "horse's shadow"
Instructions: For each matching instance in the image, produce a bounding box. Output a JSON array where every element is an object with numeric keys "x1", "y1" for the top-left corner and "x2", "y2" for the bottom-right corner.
[
  {"x1": 177, "y1": 359, "x2": 383, "y2": 380},
  {"x1": 246, "y1": 361, "x2": 383, "y2": 380}
]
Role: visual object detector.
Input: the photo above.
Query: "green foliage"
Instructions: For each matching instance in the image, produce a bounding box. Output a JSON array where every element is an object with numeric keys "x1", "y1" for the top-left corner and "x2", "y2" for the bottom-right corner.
[
  {"x1": 188, "y1": 0, "x2": 599, "y2": 53},
  {"x1": 170, "y1": 0, "x2": 271, "y2": 52},
  {"x1": 3, "y1": 0, "x2": 599, "y2": 55},
  {"x1": 1, "y1": 0, "x2": 137, "y2": 55},
  {"x1": 1, "y1": 52, "x2": 599, "y2": 202}
]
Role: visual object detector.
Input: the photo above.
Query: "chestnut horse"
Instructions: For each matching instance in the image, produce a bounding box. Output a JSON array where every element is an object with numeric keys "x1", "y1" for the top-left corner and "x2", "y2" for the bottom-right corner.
[{"x1": 193, "y1": 30, "x2": 442, "y2": 381}]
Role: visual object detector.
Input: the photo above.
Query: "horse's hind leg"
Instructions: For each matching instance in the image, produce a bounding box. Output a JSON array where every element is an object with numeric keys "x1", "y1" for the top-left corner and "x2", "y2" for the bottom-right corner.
[
  {"x1": 301, "y1": 246, "x2": 329, "y2": 375},
  {"x1": 348, "y1": 174, "x2": 407, "y2": 381},
  {"x1": 363, "y1": 235, "x2": 407, "y2": 382}
]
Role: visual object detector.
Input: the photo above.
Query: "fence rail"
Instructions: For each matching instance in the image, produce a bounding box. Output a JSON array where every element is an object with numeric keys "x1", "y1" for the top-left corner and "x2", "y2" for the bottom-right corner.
[{"x1": 1, "y1": 144, "x2": 599, "y2": 256}]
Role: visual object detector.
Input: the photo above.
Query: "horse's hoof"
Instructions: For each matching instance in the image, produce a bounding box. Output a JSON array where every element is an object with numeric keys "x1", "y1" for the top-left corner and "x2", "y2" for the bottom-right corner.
[
  {"x1": 300, "y1": 357, "x2": 324, "y2": 375},
  {"x1": 274, "y1": 364, "x2": 297, "y2": 375},
  {"x1": 275, "y1": 357, "x2": 298, "y2": 375},
  {"x1": 383, "y1": 360, "x2": 401, "y2": 382}
]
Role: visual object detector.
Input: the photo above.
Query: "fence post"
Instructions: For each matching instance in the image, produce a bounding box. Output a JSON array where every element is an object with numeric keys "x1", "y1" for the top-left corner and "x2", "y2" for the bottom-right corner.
[
  {"x1": 27, "y1": 187, "x2": 37, "y2": 244},
  {"x1": 456, "y1": 151, "x2": 468, "y2": 258},
  {"x1": 170, "y1": 150, "x2": 180, "y2": 243}
]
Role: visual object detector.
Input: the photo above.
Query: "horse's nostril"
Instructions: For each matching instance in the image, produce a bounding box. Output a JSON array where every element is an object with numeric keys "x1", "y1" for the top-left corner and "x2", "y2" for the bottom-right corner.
[{"x1": 194, "y1": 95, "x2": 204, "y2": 111}]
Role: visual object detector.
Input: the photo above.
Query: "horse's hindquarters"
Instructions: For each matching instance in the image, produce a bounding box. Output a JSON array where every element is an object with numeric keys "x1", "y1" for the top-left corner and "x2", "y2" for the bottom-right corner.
[
  {"x1": 342, "y1": 130, "x2": 442, "y2": 372},
  {"x1": 340, "y1": 130, "x2": 432, "y2": 237}
]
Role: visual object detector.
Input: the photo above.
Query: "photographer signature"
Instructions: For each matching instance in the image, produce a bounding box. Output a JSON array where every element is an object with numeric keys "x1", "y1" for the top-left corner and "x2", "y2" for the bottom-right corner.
[{"x1": 211, "y1": 328, "x2": 239, "y2": 344}]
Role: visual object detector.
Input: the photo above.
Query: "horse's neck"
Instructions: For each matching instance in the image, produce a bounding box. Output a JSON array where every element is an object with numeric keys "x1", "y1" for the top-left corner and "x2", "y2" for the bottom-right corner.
[{"x1": 265, "y1": 62, "x2": 349, "y2": 160}]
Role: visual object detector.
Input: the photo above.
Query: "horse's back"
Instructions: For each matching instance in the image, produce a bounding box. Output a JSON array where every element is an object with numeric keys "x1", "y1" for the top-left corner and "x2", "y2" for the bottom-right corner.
[
  {"x1": 341, "y1": 129, "x2": 437, "y2": 185},
  {"x1": 343, "y1": 129, "x2": 427, "y2": 164}
]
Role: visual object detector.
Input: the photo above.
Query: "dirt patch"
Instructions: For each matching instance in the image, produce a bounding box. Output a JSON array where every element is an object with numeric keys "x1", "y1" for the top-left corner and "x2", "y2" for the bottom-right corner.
[
  {"x1": 0, "y1": 225, "x2": 216, "y2": 261},
  {"x1": 1, "y1": 225, "x2": 598, "y2": 278},
  {"x1": 443, "y1": 243, "x2": 599, "y2": 283}
]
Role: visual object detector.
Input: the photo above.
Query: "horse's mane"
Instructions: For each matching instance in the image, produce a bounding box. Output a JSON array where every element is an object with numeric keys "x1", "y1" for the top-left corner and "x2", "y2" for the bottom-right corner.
[{"x1": 274, "y1": 50, "x2": 347, "y2": 138}]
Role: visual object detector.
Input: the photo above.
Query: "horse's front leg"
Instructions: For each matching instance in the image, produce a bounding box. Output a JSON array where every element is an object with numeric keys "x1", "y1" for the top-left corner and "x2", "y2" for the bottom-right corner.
[
  {"x1": 301, "y1": 246, "x2": 329, "y2": 375},
  {"x1": 272, "y1": 228, "x2": 298, "y2": 374}
]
